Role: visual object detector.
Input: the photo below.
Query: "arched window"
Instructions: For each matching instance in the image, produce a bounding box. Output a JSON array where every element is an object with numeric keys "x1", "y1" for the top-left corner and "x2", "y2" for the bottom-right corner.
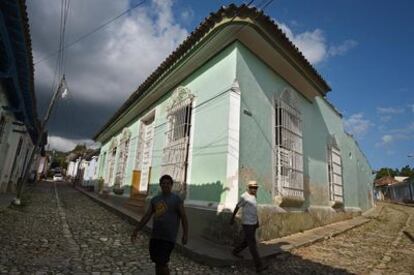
[
  {"x1": 134, "y1": 113, "x2": 155, "y2": 193},
  {"x1": 273, "y1": 88, "x2": 304, "y2": 201},
  {"x1": 106, "y1": 138, "x2": 118, "y2": 184},
  {"x1": 161, "y1": 86, "x2": 194, "y2": 194},
  {"x1": 115, "y1": 128, "x2": 131, "y2": 186}
]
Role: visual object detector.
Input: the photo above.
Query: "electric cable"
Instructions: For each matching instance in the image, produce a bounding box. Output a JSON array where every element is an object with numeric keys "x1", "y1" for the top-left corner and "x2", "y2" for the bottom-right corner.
[{"x1": 34, "y1": 0, "x2": 146, "y2": 65}]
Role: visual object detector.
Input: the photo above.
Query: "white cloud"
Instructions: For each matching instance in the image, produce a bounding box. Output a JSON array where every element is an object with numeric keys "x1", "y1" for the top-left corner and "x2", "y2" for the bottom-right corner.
[
  {"x1": 389, "y1": 122, "x2": 414, "y2": 136},
  {"x1": 380, "y1": 116, "x2": 392, "y2": 123},
  {"x1": 376, "y1": 122, "x2": 414, "y2": 147},
  {"x1": 410, "y1": 104, "x2": 414, "y2": 113},
  {"x1": 277, "y1": 22, "x2": 357, "y2": 64},
  {"x1": 180, "y1": 7, "x2": 195, "y2": 24},
  {"x1": 377, "y1": 106, "x2": 405, "y2": 114},
  {"x1": 328, "y1": 40, "x2": 358, "y2": 56},
  {"x1": 27, "y1": 0, "x2": 190, "y2": 141},
  {"x1": 381, "y1": 135, "x2": 393, "y2": 144},
  {"x1": 28, "y1": 0, "x2": 189, "y2": 106},
  {"x1": 343, "y1": 113, "x2": 373, "y2": 138},
  {"x1": 277, "y1": 23, "x2": 327, "y2": 64},
  {"x1": 48, "y1": 135, "x2": 97, "y2": 152}
]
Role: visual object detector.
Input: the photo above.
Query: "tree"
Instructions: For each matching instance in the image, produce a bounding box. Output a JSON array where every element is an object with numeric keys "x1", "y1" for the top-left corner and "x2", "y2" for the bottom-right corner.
[
  {"x1": 375, "y1": 167, "x2": 396, "y2": 179},
  {"x1": 375, "y1": 165, "x2": 414, "y2": 179},
  {"x1": 400, "y1": 165, "x2": 414, "y2": 177}
]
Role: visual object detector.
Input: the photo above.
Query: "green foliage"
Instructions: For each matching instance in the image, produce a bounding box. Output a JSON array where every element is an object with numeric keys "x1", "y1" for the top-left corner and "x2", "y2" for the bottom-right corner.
[
  {"x1": 375, "y1": 165, "x2": 414, "y2": 179},
  {"x1": 72, "y1": 144, "x2": 87, "y2": 153},
  {"x1": 400, "y1": 165, "x2": 414, "y2": 177},
  {"x1": 47, "y1": 150, "x2": 68, "y2": 171}
]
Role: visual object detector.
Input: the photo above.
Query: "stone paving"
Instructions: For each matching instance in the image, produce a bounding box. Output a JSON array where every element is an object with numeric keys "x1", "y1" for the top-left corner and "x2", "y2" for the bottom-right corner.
[
  {"x1": 291, "y1": 203, "x2": 414, "y2": 274},
  {"x1": 0, "y1": 182, "x2": 413, "y2": 274}
]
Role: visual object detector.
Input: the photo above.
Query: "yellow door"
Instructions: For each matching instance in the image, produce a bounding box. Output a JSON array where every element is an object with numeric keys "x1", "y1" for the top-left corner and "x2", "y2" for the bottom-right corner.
[{"x1": 130, "y1": 170, "x2": 141, "y2": 197}]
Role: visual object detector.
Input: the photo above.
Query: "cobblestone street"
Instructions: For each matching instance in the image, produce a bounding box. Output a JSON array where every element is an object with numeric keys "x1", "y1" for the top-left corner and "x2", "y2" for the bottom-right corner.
[
  {"x1": 291, "y1": 202, "x2": 414, "y2": 274},
  {"x1": 1, "y1": 182, "x2": 413, "y2": 274}
]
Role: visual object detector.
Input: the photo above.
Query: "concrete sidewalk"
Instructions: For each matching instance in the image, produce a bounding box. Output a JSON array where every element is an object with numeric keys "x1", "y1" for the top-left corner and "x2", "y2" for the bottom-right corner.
[{"x1": 74, "y1": 185, "x2": 383, "y2": 267}]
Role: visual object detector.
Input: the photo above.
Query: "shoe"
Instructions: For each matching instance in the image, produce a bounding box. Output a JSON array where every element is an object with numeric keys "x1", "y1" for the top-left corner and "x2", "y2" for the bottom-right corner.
[
  {"x1": 256, "y1": 265, "x2": 269, "y2": 273},
  {"x1": 232, "y1": 250, "x2": 244, "y2": 259}
]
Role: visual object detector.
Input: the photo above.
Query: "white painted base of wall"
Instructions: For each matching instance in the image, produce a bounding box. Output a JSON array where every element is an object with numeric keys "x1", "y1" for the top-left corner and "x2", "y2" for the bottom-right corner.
[{"x1": 344, "y1": 206, "x2": 362, "y2": 213}]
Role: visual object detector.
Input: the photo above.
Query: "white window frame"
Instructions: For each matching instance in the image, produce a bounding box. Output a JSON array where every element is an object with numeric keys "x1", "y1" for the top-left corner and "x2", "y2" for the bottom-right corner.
[
  {"x1": 134, "y1": 111, "x2": 155, "y2": 192},
  {"x1": 327, "y1": 136, "x2": 344, "y2": 204},
  {"x1": 106, "y1": 138, "x2": 117, "y2": 185},
  {"x1": 273, "y1": 88, "x2": 304, "y2": 201},
  {"x1": 161, "y1": 90, "x2": 194, "y2": 194},
  {"x1": 115, "y1": 128, "x2": 131, "y2": 186}
]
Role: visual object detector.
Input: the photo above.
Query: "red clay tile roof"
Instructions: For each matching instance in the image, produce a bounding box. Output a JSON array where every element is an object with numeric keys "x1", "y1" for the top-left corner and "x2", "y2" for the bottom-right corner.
[
  {"x1": 94, "y1": 4, "x2": 331, "y2": 140},
  {"x1": 375, "y1": 176, "x2": 399, "y2": 187}
]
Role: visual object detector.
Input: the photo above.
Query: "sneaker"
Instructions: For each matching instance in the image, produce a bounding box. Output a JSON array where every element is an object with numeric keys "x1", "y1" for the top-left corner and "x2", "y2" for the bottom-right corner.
[{"x1": 256, "y1": 265, "x2": 269, "y2": 273}]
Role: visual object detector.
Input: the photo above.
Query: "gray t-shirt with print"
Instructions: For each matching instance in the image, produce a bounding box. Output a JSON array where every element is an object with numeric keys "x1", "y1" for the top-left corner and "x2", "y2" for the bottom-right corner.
[{"x1": 151, "y1": 192, "x2": 183, "y2": 242}]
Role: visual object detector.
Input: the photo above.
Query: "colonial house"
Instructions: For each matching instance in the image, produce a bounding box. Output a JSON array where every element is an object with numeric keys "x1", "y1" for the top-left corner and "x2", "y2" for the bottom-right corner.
[
  {"x1": 66, "y1": 149, "x2": 100, "y2": 189},
  {"x1": 94, "y1": 5, "x2": 374, "y2": 242},
  {"x1": 0, "y1": 0, "x2": 39, "y2": 193}
]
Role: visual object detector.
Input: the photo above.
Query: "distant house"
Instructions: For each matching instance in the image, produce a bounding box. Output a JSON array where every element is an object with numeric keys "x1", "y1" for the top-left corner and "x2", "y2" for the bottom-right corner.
[
  {"x1": 81, "y1": 150, "x2": 100, "y2": 189},
  {"x1": 375, "y1": 176, "x2": 413, "y2": 202},
  {"x1": 94, "y1": 5, "x2": 374, "y2": 242},
  {"x1": 0, "y1": 1, "x2": 40, "y2": 192}
]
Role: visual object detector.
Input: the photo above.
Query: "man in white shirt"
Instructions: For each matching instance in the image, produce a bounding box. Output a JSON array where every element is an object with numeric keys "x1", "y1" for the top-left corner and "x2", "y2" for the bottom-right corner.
[{"x1": 230, "y1": 181, "x2": 267, "y2": 273}]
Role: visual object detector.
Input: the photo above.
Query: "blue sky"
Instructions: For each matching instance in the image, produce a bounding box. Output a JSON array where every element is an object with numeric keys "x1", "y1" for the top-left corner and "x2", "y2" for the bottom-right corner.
[
  {"x1": 173, "y1": 0, "x2": 414, "y2": 170},
  {"x1": 28, "y1": 0, "x2": 413, "y2": 170}
]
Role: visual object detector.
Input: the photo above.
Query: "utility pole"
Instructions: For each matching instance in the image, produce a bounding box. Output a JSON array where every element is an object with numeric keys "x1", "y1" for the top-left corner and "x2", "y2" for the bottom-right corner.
[{"x1": 13, "y1": 76, "x2": 68, "y2": 205}]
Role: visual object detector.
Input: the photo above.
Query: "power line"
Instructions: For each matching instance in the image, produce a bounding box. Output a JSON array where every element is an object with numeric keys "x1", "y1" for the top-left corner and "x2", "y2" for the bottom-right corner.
[
  {"x1": 35, "y1": 0, "x2": 146, "y2": 65},
  {"x1": 48, "y1": 0, "x2": 70, "y2": 105}
]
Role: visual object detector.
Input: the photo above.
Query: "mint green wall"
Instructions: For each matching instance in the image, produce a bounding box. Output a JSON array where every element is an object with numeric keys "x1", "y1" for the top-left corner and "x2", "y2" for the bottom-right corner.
[
  {"x1": 236, "y1": 42, "x2": 281, "y2": 204},
  {"x1": 147, "y1": 44, "x2": 238, "y2": 203},
  {"x1": 315, "y1": 98, "x2": 358, "y2": 208},
  {"x1": 316, "y1": 97, "x2": 373, "y2": 210},
  {"x1": 236, "y1": 42, "x2": 330, "y2": 207},
  {"x1": 236, "y1": 42, "x2": 373, "y2": 210},
  {"x1": 98, "y1": 119, "x2": 141, "y2": 189},
  {"x1": 97, "y1": 39, "x2": 373, "y2": 211},
  {"x1": 237, "y1": 43, "x2": 328, "y2": 207}
]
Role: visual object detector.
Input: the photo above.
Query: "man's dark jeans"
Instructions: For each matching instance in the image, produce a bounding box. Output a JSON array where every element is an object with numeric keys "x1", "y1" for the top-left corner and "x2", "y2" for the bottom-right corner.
[{"x1": 233, "y1": 224, "x2": 262, "y2": 268}]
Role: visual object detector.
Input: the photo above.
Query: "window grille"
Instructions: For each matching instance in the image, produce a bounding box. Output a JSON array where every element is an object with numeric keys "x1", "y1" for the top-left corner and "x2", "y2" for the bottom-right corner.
[
  {"x1": 274, "y1": 88, "x2": 304, "y2": 200},
  {"x1": 328, "y1": 136, "x2": 343, "y2": 203},
  {"x1": 115, "y1": 129, "x2": 130, "y2": 186},
  {"x1": 99, "y1": 152, "x2": 106, "y2": 178},
  {"x1": 161, "y1": 95, "x2": 193, "y2": 191},
  {"x1": 134, "y1": 122, "x2": 145, "y2": 170},
  {"x1": 106, "y1": 139, "x2": 117, "y2": 184}
]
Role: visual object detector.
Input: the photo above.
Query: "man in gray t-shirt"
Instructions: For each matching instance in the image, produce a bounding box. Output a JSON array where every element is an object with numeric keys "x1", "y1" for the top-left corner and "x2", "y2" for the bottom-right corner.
[{"x1": 131, "y1": 175, "x2": 188, "y2": 275}]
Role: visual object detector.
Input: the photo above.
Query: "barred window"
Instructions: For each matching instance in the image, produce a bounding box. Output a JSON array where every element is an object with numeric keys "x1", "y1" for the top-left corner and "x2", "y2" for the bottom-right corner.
[
  {"x1": 99, "y1": 152, "x2": 106, "y2": 178},
  {"x1": 135, "y1": 115, "x2": 155, "y2": 193},
  {"x1": 327, "y1": 136, "x2": 343, "y2": 203},
  {"x1": 274, "y1": 88, "x2": 304, "y2": 200},
  {"x1": 161, "y1": 95, "x2": 193, "y2": 191},
  {"x1": 115, "y1": 129, "x2": 131, "y2": 186},
  {"x1": 106, "y1": 139, "x2": 117, "y2": 184}
]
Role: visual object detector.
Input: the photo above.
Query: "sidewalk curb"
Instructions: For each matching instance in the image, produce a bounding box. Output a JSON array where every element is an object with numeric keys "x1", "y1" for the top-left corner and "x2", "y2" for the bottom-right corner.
[{"x1": 74, "y1": 185, "x2": 377, "y2": 267}]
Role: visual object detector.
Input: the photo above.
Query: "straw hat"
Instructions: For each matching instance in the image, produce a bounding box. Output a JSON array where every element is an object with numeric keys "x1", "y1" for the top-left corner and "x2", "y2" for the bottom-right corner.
[{"x1": 247, "y1": 180, "x2": 259, "y2": 188}]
